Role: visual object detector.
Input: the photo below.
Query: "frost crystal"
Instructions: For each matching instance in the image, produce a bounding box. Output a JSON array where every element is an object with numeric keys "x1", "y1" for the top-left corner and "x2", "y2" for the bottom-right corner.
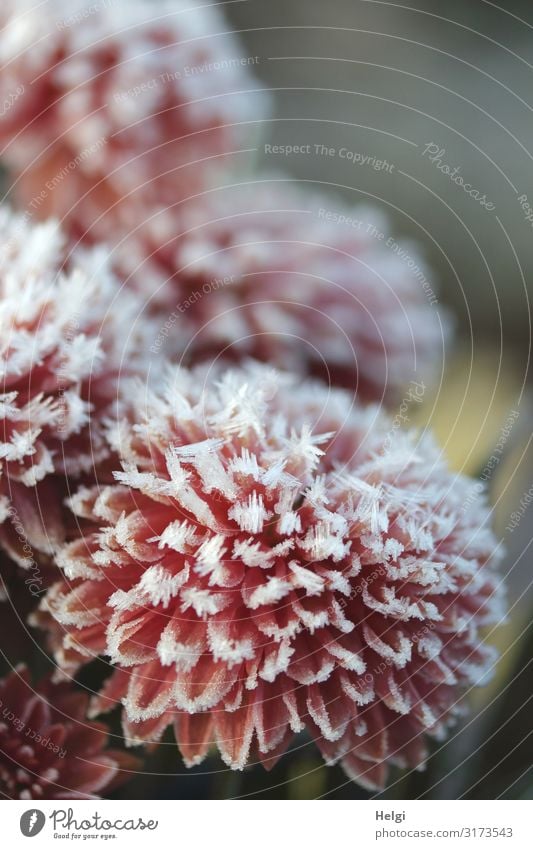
[{"x1": 42, "y1": 362, "x2": 504, "y2": 790}]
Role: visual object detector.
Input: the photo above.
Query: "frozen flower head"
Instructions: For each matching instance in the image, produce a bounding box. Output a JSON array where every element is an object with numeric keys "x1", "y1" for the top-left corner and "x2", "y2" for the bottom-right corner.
[
  {"x1": 0, "y1": 0, "x2": 266, "y2": 245},
  {"x1": 146, "y1": 182, "x2": 450, "y2": 403},
  {"x1": 43, "y1": 362, "x2": 504, "y2": 790},
  {"x1": 0, "y1": 208, "x2": 147, "y2": 562},
  {"x1": 0, "y1": 664, "x2": 137, "y2": 799}
]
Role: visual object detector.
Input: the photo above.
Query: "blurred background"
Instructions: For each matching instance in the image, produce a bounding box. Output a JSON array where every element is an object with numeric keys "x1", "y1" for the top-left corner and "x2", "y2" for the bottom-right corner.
[{"x1": 2, "y1": 0, "x2": 532, "y2": 800}]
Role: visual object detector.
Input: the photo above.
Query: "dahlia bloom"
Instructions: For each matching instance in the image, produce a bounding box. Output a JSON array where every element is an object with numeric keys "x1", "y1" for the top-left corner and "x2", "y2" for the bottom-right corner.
[
  {"x1": 43, "y1": 362, "x2": 504, "y2": 789},
  {"x1": 0, "y1": 664, "x2": 137, "y2": 799},
  {"x1": 0, "y1": 208, "x2": 146, "y2": 562},
  {"x1": 146, "y1": 182, "x2": 450, "y2": 402},
  {"x1": 0, "y1": 0, "x2": 265, "y2": 245}
]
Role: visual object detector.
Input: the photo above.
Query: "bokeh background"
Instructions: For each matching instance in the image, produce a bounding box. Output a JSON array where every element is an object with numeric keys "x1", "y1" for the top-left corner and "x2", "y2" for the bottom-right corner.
[{"x1": 1, "y1": 0, "x2": 532, "y2": 800}]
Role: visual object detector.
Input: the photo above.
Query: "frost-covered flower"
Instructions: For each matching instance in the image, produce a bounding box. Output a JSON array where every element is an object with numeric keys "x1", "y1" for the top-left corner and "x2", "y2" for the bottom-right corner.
[
  {"x1": 0, "y1": 0, "x2": 266, "y2": 246},
  {"x1": 0, "y1": 664, "x2": 137, "y2": 799},
  {"x1": 145, "y1": 182, "x2": 450, "y2": 402},
  {"x1": 0, "y1": 208, "x2": 146, "y2": 562},
  {"x1": 42, "y1": 362, "x2": 504, "y2": 789}
]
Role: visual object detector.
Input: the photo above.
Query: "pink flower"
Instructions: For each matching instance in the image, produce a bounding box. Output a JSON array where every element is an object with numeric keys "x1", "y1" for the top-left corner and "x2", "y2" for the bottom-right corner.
[
  {"x1": 144, "y1": 182, "x2": 451, "y2": 402},
  {"x1": 0, "y1": 208, "x2": 146, "y2": 562},
  {"x1": 42, "y1": 362, "x2": 504, "y2": 790},
  {"x1": 0, "y1": 664, "x2": 137, "y2": 799},
  {"x1": 0, "y1": 0, "x2": 266, "y2": 246}
]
